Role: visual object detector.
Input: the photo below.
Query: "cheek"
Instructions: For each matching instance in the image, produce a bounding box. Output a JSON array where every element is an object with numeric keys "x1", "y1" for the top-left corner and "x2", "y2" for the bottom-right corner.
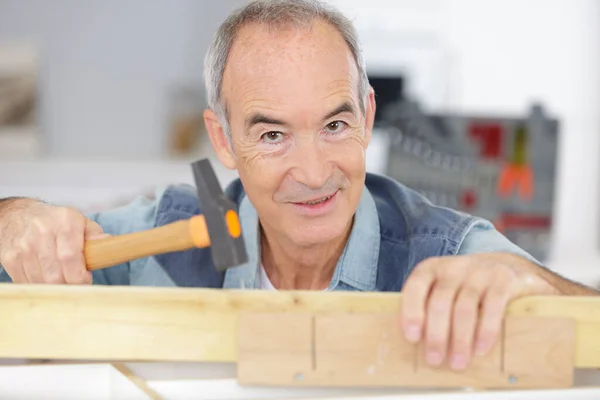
[
  {"x1": 329, "y1": 136, "x2": 368, "y2": 175},
  {"x1": 237, "y1": 155, "x2": 285, "y2": 203}
]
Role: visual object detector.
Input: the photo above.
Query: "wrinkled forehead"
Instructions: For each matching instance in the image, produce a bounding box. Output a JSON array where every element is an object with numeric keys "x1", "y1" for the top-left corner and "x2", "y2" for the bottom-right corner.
[{"x1": 221, "y1": 20, "x2": 361, "y2": 124}]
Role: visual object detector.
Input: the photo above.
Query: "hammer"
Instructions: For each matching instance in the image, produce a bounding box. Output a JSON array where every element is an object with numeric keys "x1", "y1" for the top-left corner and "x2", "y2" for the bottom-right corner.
[{"x1": 83, "y1": 158, "x2": 248, "y2": 272}]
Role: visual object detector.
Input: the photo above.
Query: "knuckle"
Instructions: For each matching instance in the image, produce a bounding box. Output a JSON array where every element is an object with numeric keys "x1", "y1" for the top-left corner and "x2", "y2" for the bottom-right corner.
[
  {"x1": 57, "y1": 248, "x2": 79, "y2": 263},
  {"x1": 405, "y1": 278, "x2": 429, "y2": 294},
  {"x1": 440, "y1": 263, "x2": 464, "y2": 280},
  {"x1": 31, "y1": 218, "x2": 51, "y2": 236},
  {"x1": 437, "y1": 265, "x2": 454, "y2": 279},
  {"x1": 17, "y1": 238, "x2": 34, "y2": 255},
  {"x1": 461, "y1": 283, "x2": 482, "y2": 299},
  {"x1": 59, "y1": 207, "x2": 80, "y2": 223},
  {"x1": 56, "y1": 206, "x2": 72, "y2": 218}
]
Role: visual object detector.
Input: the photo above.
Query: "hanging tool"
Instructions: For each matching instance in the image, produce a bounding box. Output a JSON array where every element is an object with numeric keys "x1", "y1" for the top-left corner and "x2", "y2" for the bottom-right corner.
[{"x1": 497, "y1": 123, "x2": 534, "y2": 200}]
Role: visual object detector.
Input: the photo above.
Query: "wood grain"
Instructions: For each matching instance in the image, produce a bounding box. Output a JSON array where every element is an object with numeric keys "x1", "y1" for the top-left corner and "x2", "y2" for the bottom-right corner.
[
  {"x1": 0, "y1": 285, "x2": 592, "y2": 369},
  {"x1": 237, "y1": 313, "x2": 575, "y2": 389},
  {"x1": 503, "y1": 316, "x2": 575, "y2": 387},
  {"x1": 237, "y1": 313, "x2": 314, "y2": 386}
]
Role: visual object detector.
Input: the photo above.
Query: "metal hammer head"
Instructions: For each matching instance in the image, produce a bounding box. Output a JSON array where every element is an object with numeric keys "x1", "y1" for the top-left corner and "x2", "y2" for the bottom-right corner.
[{"x1": 191, "y1": 158, "x2": 248, "y2": 272}]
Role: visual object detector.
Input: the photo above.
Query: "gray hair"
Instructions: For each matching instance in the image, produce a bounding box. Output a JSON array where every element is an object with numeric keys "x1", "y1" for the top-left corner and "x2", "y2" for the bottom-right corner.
[{"x1": 203, "y1": 0, "x2": 370, "y2": 137}]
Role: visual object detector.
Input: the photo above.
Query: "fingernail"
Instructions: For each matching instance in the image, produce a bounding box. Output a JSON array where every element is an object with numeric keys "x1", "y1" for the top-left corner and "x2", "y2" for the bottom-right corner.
[
  {"x1": 427, "y1": 351, "x2": 442, "y2": 366},
  {"x1": 404, "y1": 325, "x2": 421, "y2": 342},
  {"x1": 451, "y1": 354, "x2": 467, "y2": 370}
]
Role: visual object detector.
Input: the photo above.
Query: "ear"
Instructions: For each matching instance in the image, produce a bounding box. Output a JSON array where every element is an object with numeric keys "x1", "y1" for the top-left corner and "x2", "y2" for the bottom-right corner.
[
  {"x1": 363, "y1": 86, "x2": 376, "y2": 148},
  {"x1": 203, "y1": 109, "x2": 237, "y2": 169}
]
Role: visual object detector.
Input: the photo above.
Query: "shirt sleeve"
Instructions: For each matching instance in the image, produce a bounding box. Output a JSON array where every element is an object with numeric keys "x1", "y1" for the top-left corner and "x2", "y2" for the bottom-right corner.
[{"x1": 457, "y1": 220, "x2": 542, "y2": 266}]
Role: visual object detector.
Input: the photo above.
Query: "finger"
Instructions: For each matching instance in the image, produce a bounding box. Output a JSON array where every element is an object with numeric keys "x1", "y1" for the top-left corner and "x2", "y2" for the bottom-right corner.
[
  {"x1": 56, "y1": 228, "x2": 90, "y2": 285},
  {"x1": 401, "y1": 260, "x2": 436, "y2": 343},
  {"x1": 449, "y1": 269, "x2": 490, "y2": 370},
  {"x1": 84, "y1": 219, "x2": 106, "y2": 239},
  {"x1": 474, "y1": 278, "x2": 512, "y2": 356},
  {"x1": 1, "y1": 249, "x2": 27, "y2": 283},
  {"x1": 18, "y1": 237, "x2": 44, "y2": 283},
  {"x1": 424, "y1": 278, "x2": 461, "y2": 366}
]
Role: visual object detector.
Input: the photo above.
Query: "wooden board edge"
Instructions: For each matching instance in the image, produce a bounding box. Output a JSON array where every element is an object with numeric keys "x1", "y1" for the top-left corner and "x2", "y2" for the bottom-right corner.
[{"x1": 0, "y1": 284, "x2": 598, "y2": 368}]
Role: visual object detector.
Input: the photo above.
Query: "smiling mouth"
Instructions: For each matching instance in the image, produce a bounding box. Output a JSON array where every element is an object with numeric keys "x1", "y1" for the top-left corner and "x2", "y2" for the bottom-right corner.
[
  {"x1": 302, "y1": 194, "x2": 335, "y2": 205},
  {"x1": 294, "y1": 191, "x2": 338, "y2": 206}
]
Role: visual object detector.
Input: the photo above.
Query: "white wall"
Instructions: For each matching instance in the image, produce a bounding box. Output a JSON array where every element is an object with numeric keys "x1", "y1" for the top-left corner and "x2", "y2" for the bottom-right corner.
[{"x1": 0, "y1": 0, "x2": 239, "y2": 158}]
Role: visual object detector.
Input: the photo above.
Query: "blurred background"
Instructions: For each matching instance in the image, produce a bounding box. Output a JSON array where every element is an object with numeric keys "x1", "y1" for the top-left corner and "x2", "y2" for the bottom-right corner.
[{"x1": 0, "y1": 0, "x2": 599, "y2": 287}]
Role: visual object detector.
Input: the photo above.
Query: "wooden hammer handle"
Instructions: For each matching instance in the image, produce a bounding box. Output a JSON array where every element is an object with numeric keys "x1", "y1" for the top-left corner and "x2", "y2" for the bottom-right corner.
[{"x1": 84, "y1": 215, "x2": 210, "y2": 271}]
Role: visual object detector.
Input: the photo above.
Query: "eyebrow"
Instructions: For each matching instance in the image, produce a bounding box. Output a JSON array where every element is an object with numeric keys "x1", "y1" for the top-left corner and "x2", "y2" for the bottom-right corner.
[
  {"x1": 245, "y1": 113, "x2": 288, "y2": 131},
  {"x1": 322, "y1": 101, "x2": 357, "y2": 122},
  {"x1": 244, "y1": 101, "x2": 358, "y2": 132}
]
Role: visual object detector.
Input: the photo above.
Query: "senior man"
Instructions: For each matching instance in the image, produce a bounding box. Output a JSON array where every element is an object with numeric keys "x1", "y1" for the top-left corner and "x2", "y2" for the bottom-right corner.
[{"x1": 0, "y1": 0, "x2": 597, "y2": 370}]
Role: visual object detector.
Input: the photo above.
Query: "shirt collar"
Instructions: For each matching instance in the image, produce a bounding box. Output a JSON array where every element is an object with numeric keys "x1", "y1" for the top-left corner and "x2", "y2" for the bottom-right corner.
[{"x1": 223, "y1": 187, "x2": 380, "y2": 291}]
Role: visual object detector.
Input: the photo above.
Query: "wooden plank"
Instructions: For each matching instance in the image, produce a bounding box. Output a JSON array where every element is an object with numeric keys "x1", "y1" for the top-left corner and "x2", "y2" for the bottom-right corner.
[
  {"x1": 237, "y1": 313, "x2": 575, "y2": 389},
  {"x1": 237, "y1": 313, "x2": 314, "y2": 385},
  {"x1": 0, "y1": 284, "x2": 404, "y2": 362},
  {"x1": 507, "y1": 295, "x2": 600, "y2": 368},
  {"x1": 0, "y1": 284, "x2": 595, "y2": 367},
  {"x1": 503, "y1": 317, "x2": 575, "y2": 387}
]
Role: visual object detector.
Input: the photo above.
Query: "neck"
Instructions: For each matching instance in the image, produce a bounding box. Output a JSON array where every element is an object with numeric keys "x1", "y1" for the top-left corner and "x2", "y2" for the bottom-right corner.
[{"x1": 260, "y1": 219, "x2": 353, "y2": 290}]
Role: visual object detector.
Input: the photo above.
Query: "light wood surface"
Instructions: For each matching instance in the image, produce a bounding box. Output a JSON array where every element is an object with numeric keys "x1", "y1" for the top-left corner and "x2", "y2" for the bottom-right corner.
[
  {"x1": 84, "y1": 216, "x2": 209, "y2": 270},
  {"x1": 237, "y1": 313, "x2": 575, "y2": 389},
  {"x1": 0, "y1": 284, "x2": 596, "y2": 370}
]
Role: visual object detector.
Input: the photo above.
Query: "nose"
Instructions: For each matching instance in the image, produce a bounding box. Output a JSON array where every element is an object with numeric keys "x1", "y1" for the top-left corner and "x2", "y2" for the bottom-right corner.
[{"x1": 289, "y1": 137, "x2": 333, "y2": 189}]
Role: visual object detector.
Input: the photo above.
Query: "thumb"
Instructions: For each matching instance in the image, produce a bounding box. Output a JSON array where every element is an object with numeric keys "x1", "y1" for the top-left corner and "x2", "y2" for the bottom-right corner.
[{"x1": 84, "y1": 219, "x2": 110, "y2": 240}]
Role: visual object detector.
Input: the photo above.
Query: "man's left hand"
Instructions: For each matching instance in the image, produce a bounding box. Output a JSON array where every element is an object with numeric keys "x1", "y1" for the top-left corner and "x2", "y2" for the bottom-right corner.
[{"x1": 400, "y1": 253, "x2": 562, "y2": 371}]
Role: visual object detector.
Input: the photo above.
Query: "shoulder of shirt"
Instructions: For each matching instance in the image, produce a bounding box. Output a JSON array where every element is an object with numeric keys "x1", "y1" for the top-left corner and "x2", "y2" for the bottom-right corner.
[
  {"x1": 364, "y1": 172, "x2": 481, "y2": 243},
  {"x1": 364, "y1": 173, "x2": 539, "y2": 264},
  {"x1": 458, "y1": 220, "x2": 542, "y2": 265}
]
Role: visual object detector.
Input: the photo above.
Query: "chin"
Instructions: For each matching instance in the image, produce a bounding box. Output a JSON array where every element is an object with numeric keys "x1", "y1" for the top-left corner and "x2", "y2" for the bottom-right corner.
[{"x1": 288, "y1": 219, "x2": 350, "y2": 247}]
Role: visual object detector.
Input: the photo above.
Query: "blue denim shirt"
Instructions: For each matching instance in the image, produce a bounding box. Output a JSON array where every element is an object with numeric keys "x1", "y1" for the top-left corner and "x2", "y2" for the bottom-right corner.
[{"x1": 0, "y1": 173, "x2": 537, "y2": 288}]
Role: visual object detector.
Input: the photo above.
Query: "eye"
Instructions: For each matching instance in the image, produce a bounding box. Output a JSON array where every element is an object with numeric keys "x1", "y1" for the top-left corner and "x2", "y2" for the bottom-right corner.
[
  {"x1": 261, "y1": 131, "x2": 283, "y2": 143},
  {"x1": 324, "y1": 121, "x2": 347, "y2": 134}
]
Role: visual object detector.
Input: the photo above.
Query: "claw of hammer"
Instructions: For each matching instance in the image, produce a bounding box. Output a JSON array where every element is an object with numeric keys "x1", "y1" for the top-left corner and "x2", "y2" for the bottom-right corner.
[{"x1": 83, "y1": 158, "x2": 248, "y2": 272}]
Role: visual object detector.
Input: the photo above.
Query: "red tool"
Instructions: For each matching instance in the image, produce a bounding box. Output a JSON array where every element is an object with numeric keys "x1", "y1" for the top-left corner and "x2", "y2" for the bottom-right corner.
[{"x1": 497, "y1": 124, "x2": 534, "y2": 200}]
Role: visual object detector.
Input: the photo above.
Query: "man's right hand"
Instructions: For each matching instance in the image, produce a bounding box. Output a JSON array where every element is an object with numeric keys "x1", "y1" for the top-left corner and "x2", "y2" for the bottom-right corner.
[{"x1": 0, "y1": 200, "x2": 107, "y2": 284}]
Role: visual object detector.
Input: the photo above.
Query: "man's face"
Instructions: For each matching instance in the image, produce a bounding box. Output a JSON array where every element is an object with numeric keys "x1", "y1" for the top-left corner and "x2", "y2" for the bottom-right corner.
[{"x1": 207, "y1": 20, "x2": 375, "y2": 247}]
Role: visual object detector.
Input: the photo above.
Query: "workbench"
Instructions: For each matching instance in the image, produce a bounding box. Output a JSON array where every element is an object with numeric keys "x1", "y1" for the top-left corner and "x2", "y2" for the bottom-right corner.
[{"x1": 3, "y1": 284, "x2": 600, "y2": 399}]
